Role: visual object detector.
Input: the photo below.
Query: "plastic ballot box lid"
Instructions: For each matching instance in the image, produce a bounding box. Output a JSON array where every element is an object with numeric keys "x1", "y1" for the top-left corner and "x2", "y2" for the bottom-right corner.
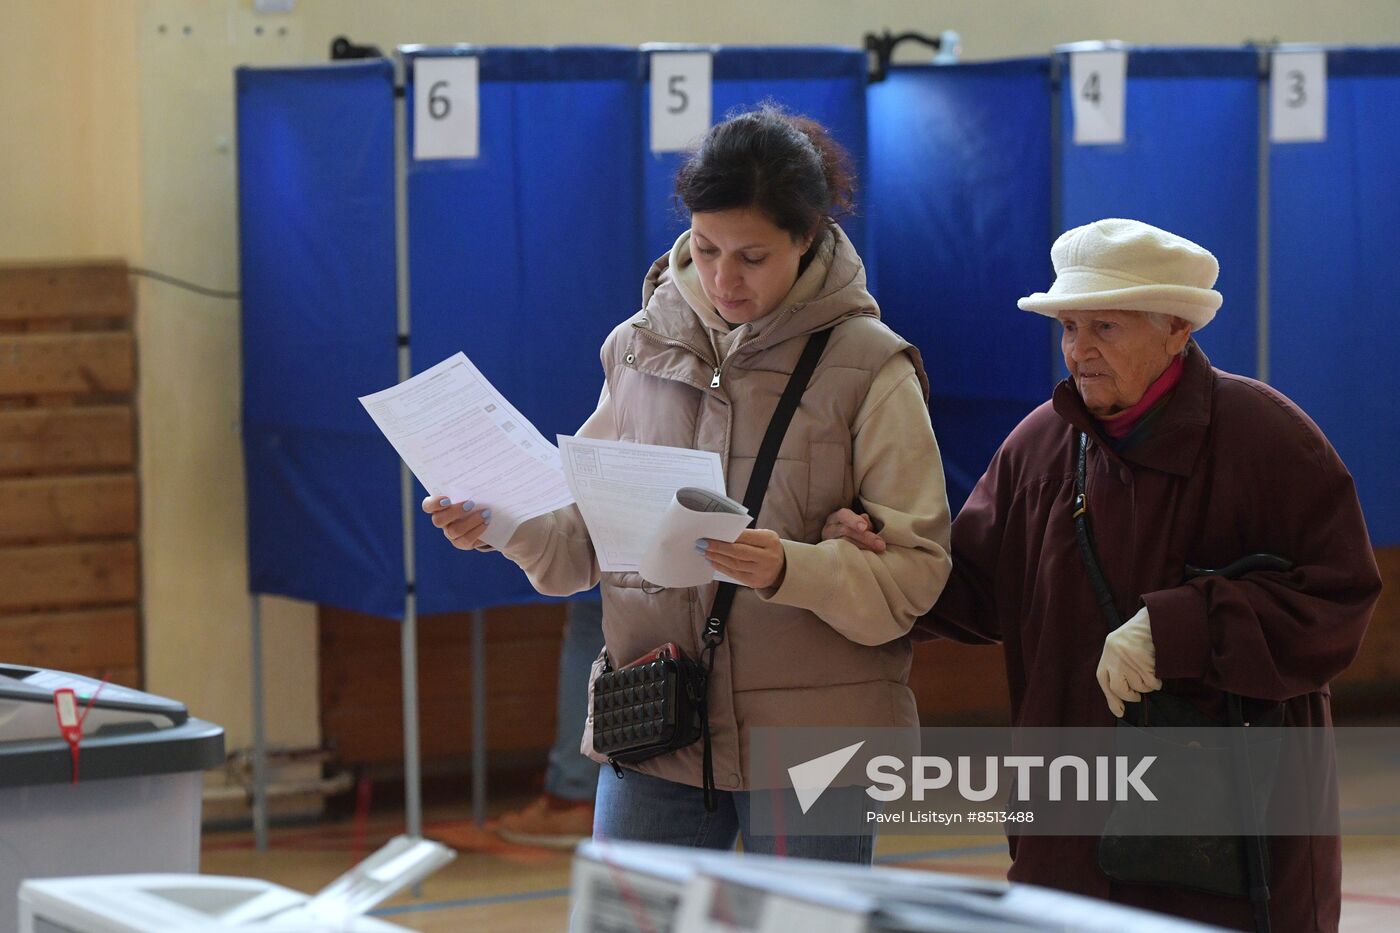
[{"x1": 0, "y1": 663, "x2": 224, "y2": 787}]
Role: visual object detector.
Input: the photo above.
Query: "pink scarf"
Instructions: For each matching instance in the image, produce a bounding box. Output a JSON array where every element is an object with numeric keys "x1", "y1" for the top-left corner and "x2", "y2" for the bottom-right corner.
[{"x1": 1099, "y1": 354, "x2": 1185, "y2": 439}]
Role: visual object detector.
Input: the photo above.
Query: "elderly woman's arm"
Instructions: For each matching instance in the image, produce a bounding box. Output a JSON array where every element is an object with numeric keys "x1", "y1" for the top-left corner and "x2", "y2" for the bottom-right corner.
[
  {"x1": 757, "y1": 352, "x2": 953, "y2": 645},
  {"x1": 1143, "y1": 389, "x2": 1381, "y2": 702}
]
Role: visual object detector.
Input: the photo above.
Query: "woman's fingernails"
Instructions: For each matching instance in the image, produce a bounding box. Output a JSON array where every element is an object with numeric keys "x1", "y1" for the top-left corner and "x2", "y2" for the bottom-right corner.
[
  {"x1": 694, "y1": 539, "x2": 708, "y2": 550},
  {"x1": 481, "y1": 509, "x2": 491, "y2": 521},
  {"x1": 694, "y1": 544, "x2": 707, "y2": 554},
  {"x1": 438, "y1": 498, "x2": 451, "y2": 507},
  {"x1": 462, "y1": 500, "x2": 476, "y2": 511}
]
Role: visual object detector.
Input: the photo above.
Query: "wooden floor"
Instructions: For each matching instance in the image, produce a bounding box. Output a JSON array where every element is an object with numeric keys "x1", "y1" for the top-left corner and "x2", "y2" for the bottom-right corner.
[{"x1": 201, "y1": 794, "x2": 1400, "y2": 932}]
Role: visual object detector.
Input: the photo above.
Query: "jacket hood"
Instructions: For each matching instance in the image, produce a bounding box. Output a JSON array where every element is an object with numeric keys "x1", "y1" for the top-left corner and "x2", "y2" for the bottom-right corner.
[{"x1": 639, "y1": 223, "x2": 879, "y2": 356}]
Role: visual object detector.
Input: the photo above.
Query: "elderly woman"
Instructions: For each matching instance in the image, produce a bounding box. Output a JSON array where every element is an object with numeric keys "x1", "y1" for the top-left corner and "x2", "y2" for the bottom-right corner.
[{"x1": 827, "y1": 219, "x2": 1380, "y2": 931}]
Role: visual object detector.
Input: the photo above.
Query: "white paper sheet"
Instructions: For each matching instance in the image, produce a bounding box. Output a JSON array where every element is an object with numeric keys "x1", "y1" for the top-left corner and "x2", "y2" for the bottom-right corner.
[
  {"x1": 557, "y1": 435, "x2": 748, "y2": 582},
  {"x1": 359, "y1": 352, "x2": 575, "y2": 548},
  {"x1": 640, "y1": 487, "x2": 752, "y2": 588}
]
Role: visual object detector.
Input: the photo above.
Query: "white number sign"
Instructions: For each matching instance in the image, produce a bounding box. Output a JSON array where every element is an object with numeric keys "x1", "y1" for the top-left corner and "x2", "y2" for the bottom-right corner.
[
  {"x1": 414, "y1": 57, "x2": 479, "y2": 160},
  {"x1": 1271, "y1": 51, "x2": 1327, "y2": 143},
  {"x1": 1071, "y1": 50, "x2": 1127, "y2": 145},
  {"x1": 650, "y1": 52, "x2": 712, "y2": 153}
]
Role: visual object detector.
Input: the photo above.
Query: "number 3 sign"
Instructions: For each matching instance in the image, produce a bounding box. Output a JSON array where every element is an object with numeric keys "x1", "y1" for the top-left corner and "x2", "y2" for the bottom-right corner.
[
  {"x1": 1271, "y1": 50, "x2": 1327, "y2": 143},
  {"x1": 414, "y1": 56, "x2": 480, "y2": 160},
  {"x1": 650, "y1": 52, "x2": 712, "y2": 153}
]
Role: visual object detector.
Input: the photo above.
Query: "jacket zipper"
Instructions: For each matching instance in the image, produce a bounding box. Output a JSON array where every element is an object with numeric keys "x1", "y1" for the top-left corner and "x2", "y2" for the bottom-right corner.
[
  {"x1": 630, "y1": 322, "x2": 725, "y2": 391},
  {"x1": 629, "y1": 321, "x2": 734, "y2": 500}
]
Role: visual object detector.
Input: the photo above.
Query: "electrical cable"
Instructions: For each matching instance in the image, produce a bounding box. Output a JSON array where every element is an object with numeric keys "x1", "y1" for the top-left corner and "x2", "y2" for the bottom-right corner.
[{"x1": 128, "y1": 266, "x2": 241, "y2": 300}]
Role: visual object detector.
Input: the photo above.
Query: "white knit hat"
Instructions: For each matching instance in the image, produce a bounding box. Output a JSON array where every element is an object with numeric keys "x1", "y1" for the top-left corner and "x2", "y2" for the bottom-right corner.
[{"x1": 1017, "y1": 218, "x2": 1222, "y2": 331}]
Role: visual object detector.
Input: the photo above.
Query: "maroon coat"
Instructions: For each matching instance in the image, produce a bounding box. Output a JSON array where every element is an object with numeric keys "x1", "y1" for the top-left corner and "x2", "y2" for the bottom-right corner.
[{"x1": 918, "y1": 342, "x2": 1381, "y2": 932}]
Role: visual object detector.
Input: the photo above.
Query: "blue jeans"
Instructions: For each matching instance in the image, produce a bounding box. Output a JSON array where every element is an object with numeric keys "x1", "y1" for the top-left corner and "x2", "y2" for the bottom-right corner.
[
  {"x1": 593, "y1": 767, "x2": 875, "y2": 864},
  {"x1": 545, "y1": 597, "x2": 606, "y2": 802}
]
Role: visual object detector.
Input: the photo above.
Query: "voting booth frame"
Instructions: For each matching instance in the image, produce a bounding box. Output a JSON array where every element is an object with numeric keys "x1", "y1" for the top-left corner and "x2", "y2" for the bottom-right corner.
[{"x1": 236, "y1": 43, "x2": 1400, "y2": 850}]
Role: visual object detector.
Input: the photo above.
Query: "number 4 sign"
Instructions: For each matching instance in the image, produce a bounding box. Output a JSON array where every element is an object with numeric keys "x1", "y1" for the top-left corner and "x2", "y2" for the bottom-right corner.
[
  {"x1": 1071, "y1": 50, "x2": 1127, "y2": 145},
  {"x1": 414, "y1": 56, "x2": 480, "y2": 160},
  {"x1": 650, "y1": 52, "x2": 712, "y2": 153}
]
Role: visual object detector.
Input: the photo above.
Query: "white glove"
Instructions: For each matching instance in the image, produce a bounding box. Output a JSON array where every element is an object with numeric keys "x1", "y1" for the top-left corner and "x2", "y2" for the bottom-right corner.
[{"x1": 1096, "y1": 606, "x2": 1163, "y2": 717}]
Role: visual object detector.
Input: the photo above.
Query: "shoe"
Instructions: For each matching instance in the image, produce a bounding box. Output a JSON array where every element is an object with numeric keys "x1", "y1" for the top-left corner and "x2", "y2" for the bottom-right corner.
[{"x1": 495, "y1": 794, "x2": 594, "y2": 849}]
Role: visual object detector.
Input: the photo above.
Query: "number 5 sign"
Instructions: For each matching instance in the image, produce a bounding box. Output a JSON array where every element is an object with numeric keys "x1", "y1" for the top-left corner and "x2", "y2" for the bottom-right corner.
[
  {"x1": 650, "y1": 52, "x2": 712, "y2": 153},
  {"x1": 414, "y1": 56, "x2": 480, "y2": 160}
]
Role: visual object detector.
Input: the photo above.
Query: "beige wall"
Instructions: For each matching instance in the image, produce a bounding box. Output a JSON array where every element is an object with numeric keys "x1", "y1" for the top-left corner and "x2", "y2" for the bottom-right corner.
[
  {"x1": 4, "y1": 0, "x2": 1400, "y2": 756},
  {"x1": 132, "y1": 0, "x2": 316, "y2": 755}
]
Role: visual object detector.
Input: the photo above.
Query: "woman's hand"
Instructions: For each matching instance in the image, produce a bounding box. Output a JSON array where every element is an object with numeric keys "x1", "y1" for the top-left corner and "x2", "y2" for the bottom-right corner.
[
  {"x1": 422, "y1": 495, "x2": 492, "y2": 550},
  {"x1": 698, "y1": 529, "x2": 786, "y2": 589},
  {"x1": 821, "y1": 507, "x2": 886, "y2": 553},
  {"x1": 1096, "y1": 606, "x2": 1162, "y2": 718}
]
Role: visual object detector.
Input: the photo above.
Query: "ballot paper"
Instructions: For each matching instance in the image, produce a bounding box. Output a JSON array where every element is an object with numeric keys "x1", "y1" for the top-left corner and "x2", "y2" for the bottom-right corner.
[
  {"x1": 359, "y1": 352, "x2": 574, "y2": 548},
  {"x1": 642, "y1": 487, "x2": 753, "y2": 587},
  {"x1": 557, "y1": 435, "x2": 751, "y2": 583}
]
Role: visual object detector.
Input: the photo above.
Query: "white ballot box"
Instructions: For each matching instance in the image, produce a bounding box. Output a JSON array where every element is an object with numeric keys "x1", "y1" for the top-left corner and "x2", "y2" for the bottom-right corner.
[
  {"x1": 0, "y1": 664, "x2": 226, "y2": 933},
  {"x1": 571, "y1": 840, "x2": 1228, "y2": 933}
]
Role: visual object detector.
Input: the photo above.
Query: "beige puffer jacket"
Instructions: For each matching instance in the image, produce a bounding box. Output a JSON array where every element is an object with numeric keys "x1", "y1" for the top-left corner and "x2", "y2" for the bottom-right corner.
[{"x1": 499, "y1": 225, "x2": 952, "y2": 790}]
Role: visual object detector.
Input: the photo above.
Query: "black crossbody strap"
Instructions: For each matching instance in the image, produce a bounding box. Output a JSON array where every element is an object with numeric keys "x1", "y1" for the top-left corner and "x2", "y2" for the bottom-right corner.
[
  {"x1": 700, "y1": 326, "x2": 832, "y2": 809},
  {"x1": 1073, "y1": 432, "x2": 1124, "y2": 631},
  {"x1": 704, "y1": 327, "x2": 832, "y2": 641}
]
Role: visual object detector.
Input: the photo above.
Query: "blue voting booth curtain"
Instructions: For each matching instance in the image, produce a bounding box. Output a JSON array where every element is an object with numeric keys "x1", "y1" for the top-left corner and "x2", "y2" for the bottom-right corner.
[
  {"x1": 405, "y1": 48, "x2": 644, "y2": 614},
  {"x1": 1058, "y1": 49, "x2": 1260, "y2": 378},
  {"x1": 237, "y1": 62, "x2": 404, "y2": 617},
  {"x1": 641, "y1": 49, "x2": 870, "y2": 272},
  {"x1": 868, "y1": 61, "x2": 1054, "y2": 511},
  {"x1": 1269, "y1": 50, "x2": 1400, "y2": 546}
]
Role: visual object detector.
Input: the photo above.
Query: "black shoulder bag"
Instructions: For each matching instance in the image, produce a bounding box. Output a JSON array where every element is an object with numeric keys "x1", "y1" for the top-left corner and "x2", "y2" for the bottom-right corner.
[
  {"x1": 591, "y1": 328, "x2": 832, "y2": 811},
  {"x1": 1072, "y1": 431, "x2": 1289, "y2": 933}
]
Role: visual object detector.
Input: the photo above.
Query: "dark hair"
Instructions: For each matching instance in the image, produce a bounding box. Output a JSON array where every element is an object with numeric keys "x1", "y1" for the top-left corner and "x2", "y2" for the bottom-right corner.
[{"x1": 674, "y1": 104, "x2": 856, "y2": 246}]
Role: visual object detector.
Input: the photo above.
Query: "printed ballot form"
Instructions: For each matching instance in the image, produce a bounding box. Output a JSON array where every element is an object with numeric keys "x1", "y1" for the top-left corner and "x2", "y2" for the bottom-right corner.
[
  {"x1": 360, "y1": 352, "x2": 751, "y2": 586},
  {"x1": 359, "y1": 353, "x2": 574, "y2": 548},
  {"x1": 557, "y1": 435, "x2": 751, "y2": 586}
]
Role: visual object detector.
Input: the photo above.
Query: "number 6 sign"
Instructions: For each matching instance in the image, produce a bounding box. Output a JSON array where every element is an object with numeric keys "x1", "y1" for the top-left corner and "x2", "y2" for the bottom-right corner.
[
  {"x1": 650, "y1": 52, "x2": 712, "y2": 153},
  {"x1": 414, "y1": 56, "x2": 480, "y2": 160}
]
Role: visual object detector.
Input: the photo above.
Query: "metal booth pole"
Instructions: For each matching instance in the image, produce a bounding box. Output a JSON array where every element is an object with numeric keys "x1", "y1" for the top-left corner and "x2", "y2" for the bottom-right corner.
[
  {"x1": 250, "y1": 592, "x2": 269, "y2": 851},
  {"x1": 394, "y1": 51, "x2": 425, "y2": 844},
  {"x1": 1256, "y1": 45, "x2": 1273, "y2": 385},
  {"x1": 1048, "y1": 52, "x2": 1065, "y2": 386}
]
